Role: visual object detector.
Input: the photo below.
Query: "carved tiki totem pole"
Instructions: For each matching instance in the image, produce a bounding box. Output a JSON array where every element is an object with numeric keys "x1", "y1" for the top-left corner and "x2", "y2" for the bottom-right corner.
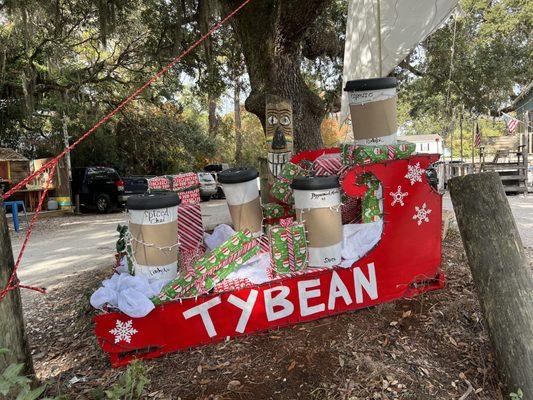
[{"x1": 265, "y1": 96, "x2": 294, "y2": 179}]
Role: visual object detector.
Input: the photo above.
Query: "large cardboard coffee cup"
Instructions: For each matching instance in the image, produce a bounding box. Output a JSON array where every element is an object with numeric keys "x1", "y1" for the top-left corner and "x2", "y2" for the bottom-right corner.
[
  {"x1": 127, "y1": 192, "x2": 181, "y2": 281},
  {"x1": 291, "y1": 176, "x2": 342, "y2": 268},
  {"x1": 219, "y1": 167, "x2": 262, "y2": 237},
  {"x1": 344, "y1": 77, "x2": 398, "y2": 145}
]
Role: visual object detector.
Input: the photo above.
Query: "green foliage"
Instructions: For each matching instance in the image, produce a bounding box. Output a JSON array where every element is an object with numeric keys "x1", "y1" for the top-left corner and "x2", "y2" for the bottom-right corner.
[
  {"x1": 0, "y1": 348, "x2": 66, "y2": 400},
  {"x1": 103, "y1": 361, "x2": 150, "y2": 400},
  {"x1": 510, "y1": 388, "x2": 524, "y2": 400},
  {"x1": 398, "y1": 0, "x2": 531, "y2": 118}
]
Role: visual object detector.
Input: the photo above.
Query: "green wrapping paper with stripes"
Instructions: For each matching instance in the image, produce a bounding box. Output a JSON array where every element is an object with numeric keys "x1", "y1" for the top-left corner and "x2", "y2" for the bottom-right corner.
[
  {"x1": 271, "y1": 162, "x2": 309, "y2": 205},
  {"x1": 268, "y1": 218, "x2": 308, "y2": 274},
  {"x1": 361, "y1": 173, "x2": 382, "y2": 223},
  {"x1": 341, "y1": 141, "x2": 415, "y2": 166},
  {"x1": 152, "y1": 230, "x2": 260, "y2": 303},
  {"x1": 262, "y1": 203, "x2": 286, "y2": 219}
]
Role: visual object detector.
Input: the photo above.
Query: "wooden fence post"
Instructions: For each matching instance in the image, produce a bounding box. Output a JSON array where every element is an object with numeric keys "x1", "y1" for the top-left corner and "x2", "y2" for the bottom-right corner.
[
  {"x1": 449, "y1": 172, "x2": 533, "y2": 396},
  {"x1": 0, "y1": 199, "x2": 34, "y2": 375}
]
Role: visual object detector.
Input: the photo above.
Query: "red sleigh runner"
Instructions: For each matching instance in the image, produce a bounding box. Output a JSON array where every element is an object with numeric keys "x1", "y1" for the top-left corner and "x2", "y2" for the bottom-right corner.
[{"x1": 94, "y1": 153, "x2": 443, "y2": 367}]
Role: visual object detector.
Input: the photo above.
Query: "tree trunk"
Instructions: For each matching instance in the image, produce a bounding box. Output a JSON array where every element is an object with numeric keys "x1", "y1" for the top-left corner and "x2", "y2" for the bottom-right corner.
[
  {"x1": 208, "y1": 95, "x2": 218, "y2": 137},
  {"x1": 234, "y1": 77, "x2": 243, "y2": 165},
  {"x1": 449, "y1": 172, "x2": 533, "y2": 397},
  {"x1": 0, "y1": 201, "x2": 34, "y2": 375},
  {"x1": 220, "y1": 0, "x2": 330, "y2": 152}
]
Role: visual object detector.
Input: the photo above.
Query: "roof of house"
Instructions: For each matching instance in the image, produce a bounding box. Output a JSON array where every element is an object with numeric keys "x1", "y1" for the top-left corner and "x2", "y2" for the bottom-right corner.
[
  {"x1": 401, "y1": 134, "x2": 442, "y2": 143},
  {"x1": 0, "y1": 147, "x2": 28, "y2": 161}
]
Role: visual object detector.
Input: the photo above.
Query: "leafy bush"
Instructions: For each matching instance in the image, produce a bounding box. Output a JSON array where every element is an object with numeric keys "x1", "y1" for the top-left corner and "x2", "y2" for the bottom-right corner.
[{"x1": 103, "y1": 361, "x2": 150, "y2": 400}]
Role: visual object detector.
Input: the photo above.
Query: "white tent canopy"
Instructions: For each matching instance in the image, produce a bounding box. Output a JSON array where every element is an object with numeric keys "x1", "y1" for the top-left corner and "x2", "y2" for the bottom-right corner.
[{"x1": 341, "y1": 0, "x2": 459, "y2": 126}]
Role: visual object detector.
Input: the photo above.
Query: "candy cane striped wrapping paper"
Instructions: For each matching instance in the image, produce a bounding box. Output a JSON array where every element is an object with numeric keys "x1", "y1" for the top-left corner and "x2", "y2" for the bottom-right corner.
[
  {"x1": 178, "y1": 203, "x2": 204, "y2": 252},
  {"x1": 214, "y1": 278, "x2": 254, "y2": 293}
]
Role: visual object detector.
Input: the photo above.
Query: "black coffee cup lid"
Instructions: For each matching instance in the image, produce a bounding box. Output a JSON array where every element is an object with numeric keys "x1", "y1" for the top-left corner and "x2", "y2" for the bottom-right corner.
[
  {"x1": 218, "y1": 167, "x2": 259, "y2": 184},
  {"x1": 291, "y1": 176, "x2": 339, "y2": 190},
  {"x1": 127, "y1": 192, "x2": 181, "y2": 210},
  {"x1": 344, "y1": 77, "x2": 397, "y2": 92}
]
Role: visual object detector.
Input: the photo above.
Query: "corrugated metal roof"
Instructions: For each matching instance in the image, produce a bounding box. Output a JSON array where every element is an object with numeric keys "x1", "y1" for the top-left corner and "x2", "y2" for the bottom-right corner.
[{"x1": 0, "y1": 147, "x2": 28, "y2": 161}]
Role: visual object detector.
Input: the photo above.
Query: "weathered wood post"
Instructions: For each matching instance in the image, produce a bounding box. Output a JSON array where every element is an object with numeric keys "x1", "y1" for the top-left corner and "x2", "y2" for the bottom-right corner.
[
  {"x1": 449, "y1": 172, "x2": 533, "y2": 396},
  {"x1": 0, "y1": 199, "x2": 34, "y2": 375}
]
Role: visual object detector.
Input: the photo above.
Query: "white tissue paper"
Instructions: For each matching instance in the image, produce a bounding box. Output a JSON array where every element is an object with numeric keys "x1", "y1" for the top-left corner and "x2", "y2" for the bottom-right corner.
[
  {"x1": 90, "y1": 273, "x2": 170, "y2": 318},
  {"x1": 204, "y1": 224, "x2": 236, "y2": 252},
  {"x1": 226, "y1": 252, "x2": 271, "y2": 284},
  {"x1": 340, "y1": 220, "x2": 383, "y2": 267}
]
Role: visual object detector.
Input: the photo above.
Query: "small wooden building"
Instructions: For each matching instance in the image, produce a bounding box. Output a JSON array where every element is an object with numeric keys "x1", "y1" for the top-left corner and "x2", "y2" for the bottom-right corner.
[{"x1": 0, "y1": 147, "x2": 30, "y2": 186}]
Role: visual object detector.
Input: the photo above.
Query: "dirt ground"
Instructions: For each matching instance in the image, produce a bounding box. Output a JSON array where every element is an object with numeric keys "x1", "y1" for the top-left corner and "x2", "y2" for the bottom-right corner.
[{"x1": 20, "y1": 229, "x2": 515, "y2": 400}]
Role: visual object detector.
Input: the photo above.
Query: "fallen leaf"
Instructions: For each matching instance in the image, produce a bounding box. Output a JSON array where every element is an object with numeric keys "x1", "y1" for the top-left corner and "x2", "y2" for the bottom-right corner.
[
  {"x1": 288, "y1": 360, "x2": 296, "y2": 371},
  {"x1": 390, "y1": 321, "x2": 398, "y2": 326},
  {"x1": 227, "y1": 380, "x2": 241, "y2": 390},
  {"x1": 459, "y1": 372, "x2": 466, "y2": 380},
  {"x1": 402, "y1": 310, "x2": 412, "y2": 318}
]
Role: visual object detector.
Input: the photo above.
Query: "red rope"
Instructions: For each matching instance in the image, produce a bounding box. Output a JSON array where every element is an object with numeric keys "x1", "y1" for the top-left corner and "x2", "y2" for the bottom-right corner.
[
  {"x1": 2, "y1": 0, "x2": 252, "y2": 201},
  {"x1": 0, "y1": 164, "x2": 57, "y2": 301},
  {"x1": 0, "y1": 0, "x2": 252, "y2": 300}
]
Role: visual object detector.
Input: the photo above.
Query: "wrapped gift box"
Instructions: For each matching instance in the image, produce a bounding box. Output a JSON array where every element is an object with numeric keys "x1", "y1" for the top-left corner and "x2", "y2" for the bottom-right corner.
[
  {"x1": 172, "y1": 173, "x2": 201, "y2": 205},
  {"x1": 312, "y1": 153, "x2": 344, "y2": 177},
  {"x1": 271, "y1": 162, "x2": 309, "y2": 205},
  {"x1": 341, "y1": 142, "x2": 415, "y2": 166},
  {"x1": 262, "y1": 203, "x2": 286, "y2": 219},
  {"x1": 361, "y1": 173, "x2": 383, "y2": 223},
  {"x1": 147, "y1": 176, "x2": 171, "y2": 191},
  {"x1": 153, "y1": 230, "x2": 260, "y2": 303},
  {"x1": 268, "y1": 218, "x2": 308, "y2": 275},
  {"x1": 169, "y1": 173, "x2": 203, "y2": 253}
]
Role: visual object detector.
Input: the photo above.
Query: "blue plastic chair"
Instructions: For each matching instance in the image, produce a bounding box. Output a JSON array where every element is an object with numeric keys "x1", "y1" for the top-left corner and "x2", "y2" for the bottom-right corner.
[{"x1": 3, "y1": 201, "x2": 29, "y2": 232}]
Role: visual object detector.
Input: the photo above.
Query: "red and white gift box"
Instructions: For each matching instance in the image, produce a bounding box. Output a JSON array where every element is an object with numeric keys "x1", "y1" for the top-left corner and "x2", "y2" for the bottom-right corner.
[
  {"x1": 147, "y1": 176, "x2": 171, "y2": 191},
  {"x1": 172, "y1": 173, "x2": 201, "y2": 205},
  {"x1": 312, "y1": 153, "x2": 344, "y2": 177},
  {"x1": 171, "y1": 173, "x2": 204, "y2": 252}
]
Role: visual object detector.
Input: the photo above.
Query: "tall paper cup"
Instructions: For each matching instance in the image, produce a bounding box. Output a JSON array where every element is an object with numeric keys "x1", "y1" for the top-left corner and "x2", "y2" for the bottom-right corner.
[
  {"x1": 219, "y1": 167, "x2": 262, "y2": 237},
  {"x1": 344, "y1": 77, "x2": 398, "y2": 145},
  {"x1": 291, "y1": 176, "x2": 342, "y2": 267},
  {"x1": 127, "y1": 192, "x2": 181, "y2": 281}
]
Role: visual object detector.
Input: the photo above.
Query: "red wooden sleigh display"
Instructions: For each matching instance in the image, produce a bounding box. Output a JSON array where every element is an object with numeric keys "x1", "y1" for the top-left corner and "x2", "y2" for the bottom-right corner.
[{"x1": 94, "y1": 153, "x2": 443, "y2": 367}]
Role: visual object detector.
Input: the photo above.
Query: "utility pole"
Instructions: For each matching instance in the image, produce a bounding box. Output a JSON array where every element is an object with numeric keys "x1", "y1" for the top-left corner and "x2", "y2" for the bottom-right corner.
[{"x1": 0, "y1": 201, "x2": 34, "y2": 375}]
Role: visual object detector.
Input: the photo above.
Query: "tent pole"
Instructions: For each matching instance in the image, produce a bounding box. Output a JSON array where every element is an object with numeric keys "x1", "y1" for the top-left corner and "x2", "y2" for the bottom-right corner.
[{"x1": 376, "y1": 0, "x2": 383, "y2": 77}]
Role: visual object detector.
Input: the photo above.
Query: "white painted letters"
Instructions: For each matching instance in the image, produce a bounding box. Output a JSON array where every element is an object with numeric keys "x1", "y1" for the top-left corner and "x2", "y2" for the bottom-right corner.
[
  {"x1": 228, "y1": 290, "x2": 259, "y2": 333},
  {"x1": 298, "y1": 279, "x2": 325, "y2": 317},
  {"x1": 328, "y1": 271, "x2": 353, "y2": 310},
  {"x1": 264, "y1": 286, "x2": 294, "y2": 321},
  {"x1": 182, "y1": 296, "x2": 222, "y2": 338},
  {"x1": 354, "y1": 262, "x2": 378, "y2": 303}
]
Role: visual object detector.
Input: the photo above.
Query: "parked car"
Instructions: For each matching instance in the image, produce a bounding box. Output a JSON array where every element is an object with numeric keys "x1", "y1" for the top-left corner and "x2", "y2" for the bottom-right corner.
[
  {"x1": 204, "y1": 164, "x2": 230, "y2": 199},
  {"x1": 72, "y1": 166, "x2": 125, "y2": 213},
  {"x1": 197, "y1": 172, "x2": 217, "y2": 201},
  {"x1": 122, "y1": 176, "x2": 150, "y2": 202}
]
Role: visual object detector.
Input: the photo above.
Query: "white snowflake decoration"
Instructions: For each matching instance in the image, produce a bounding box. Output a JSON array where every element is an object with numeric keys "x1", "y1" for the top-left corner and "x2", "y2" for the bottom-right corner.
[
  {"x1": 413, "y1": 203, "x2": 432, "y2": 226},
  {"x1": 390, "y1": 186, "x2": 408, "y2": 206},
  {"x1": 110, "y1": 320, "x2": 138, "y2": 344},
  {"x1": 405, "y1": 162, "x2": 424, "y2": 185}
]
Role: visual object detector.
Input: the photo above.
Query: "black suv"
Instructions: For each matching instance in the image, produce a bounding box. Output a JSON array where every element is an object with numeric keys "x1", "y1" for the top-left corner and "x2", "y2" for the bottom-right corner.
[{"x1": 72, "y1": 167, "x2": 125, "y2": 213}]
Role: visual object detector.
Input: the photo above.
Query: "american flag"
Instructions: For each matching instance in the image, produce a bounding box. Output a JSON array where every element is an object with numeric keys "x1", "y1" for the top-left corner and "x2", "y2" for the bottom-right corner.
[
  {"x1": 474, "y1": 122, "x2": 482, "y2": 148},
  {"x1": 503, "y1": 113, "x2": 520, "y2": 134}
]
